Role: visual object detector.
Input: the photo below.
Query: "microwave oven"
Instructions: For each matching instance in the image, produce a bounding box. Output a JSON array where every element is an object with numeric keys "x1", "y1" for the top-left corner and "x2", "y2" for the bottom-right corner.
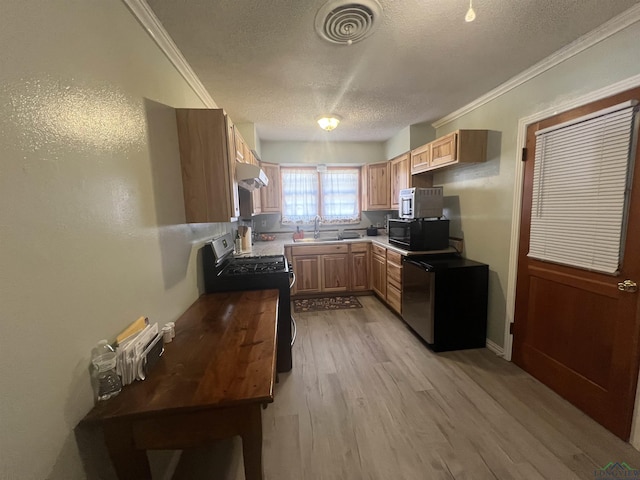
[
  {"x1": 398, "y1": 187, "x2": 443, "y2": 219},
  {"x1": 388, "y1": 218, "x2": 450, "y2": 251}
]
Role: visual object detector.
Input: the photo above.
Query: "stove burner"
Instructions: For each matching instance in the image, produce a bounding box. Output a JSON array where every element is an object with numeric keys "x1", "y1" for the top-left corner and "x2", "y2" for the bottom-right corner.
[{"x1": 221, "y1": 255, "x2": 287, "y2": 276}]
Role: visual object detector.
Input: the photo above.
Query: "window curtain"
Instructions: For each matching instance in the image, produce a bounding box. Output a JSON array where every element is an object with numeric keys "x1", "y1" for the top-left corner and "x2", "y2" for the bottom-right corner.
[
  {"x1": 320, "y1": 169, "x2": 360, "y2": 224},
  {"x1": 529, "y1": 101, "x2": 637, "y2": 274},
  {"x1": 281, "y1": 168, "x2": 318, "y2": 224}
]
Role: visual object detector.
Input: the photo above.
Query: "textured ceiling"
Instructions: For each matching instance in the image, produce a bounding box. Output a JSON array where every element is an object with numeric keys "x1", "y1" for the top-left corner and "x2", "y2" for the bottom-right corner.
[{"x1": 146, "y1": 0, "x2": 640, "y2": 142}]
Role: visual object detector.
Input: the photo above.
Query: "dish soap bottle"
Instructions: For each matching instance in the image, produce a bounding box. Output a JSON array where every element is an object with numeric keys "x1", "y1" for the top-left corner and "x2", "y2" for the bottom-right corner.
[{"x1": 91, "y1": 340, "x2": 122, "y2": 401}]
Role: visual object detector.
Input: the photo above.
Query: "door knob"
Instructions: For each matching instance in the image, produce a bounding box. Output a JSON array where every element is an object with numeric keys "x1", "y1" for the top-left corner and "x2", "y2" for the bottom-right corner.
[{"x1": 618, "y1": 280, "x2": 638, "y2": 293}]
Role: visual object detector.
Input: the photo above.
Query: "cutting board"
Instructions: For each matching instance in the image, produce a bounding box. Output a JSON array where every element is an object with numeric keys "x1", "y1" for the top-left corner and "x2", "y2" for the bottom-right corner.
[{"x1": 239, "y1": 226, "x2": 252, "y2": 253}]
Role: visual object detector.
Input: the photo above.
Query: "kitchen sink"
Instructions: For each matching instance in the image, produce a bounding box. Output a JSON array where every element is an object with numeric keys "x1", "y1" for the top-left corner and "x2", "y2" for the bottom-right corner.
[{"x1": 293, "y1": 237, "x2": 341, "y2": 243}]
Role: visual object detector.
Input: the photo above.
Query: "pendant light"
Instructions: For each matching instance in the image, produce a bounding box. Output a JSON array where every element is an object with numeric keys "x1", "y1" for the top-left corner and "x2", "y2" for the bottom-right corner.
[{"x1": 465, "y1": 0, "x2": 476, "y2": 22}]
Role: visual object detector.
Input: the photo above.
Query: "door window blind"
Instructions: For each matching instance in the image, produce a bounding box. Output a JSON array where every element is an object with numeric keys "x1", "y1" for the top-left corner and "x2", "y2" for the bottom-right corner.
[{"x1": 529, "y1": 101, "x2": 638, "y2": 274}]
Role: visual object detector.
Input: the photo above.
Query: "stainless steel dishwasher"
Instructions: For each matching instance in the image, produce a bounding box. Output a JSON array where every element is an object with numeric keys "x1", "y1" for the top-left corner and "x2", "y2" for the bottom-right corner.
[{"x1": 402, "y1": 255, "x2": 489, "y2": 352}]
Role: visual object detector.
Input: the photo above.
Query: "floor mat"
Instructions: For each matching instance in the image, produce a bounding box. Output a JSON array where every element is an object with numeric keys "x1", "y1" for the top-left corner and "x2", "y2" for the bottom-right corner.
[{"x1": 293, "y1": 296, "x2": 363, "y2": 313}]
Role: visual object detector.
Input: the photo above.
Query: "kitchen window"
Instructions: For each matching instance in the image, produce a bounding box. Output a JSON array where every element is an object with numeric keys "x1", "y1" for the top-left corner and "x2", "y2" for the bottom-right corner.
[{"x1": 281, "y1": 167, "x2": 360, "y2": 224}]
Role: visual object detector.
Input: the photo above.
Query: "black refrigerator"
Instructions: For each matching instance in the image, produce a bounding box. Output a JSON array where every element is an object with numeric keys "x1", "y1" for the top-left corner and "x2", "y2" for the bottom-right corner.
[{"x1": 401, "y1": 254, "x2": 488, "y2": 352}]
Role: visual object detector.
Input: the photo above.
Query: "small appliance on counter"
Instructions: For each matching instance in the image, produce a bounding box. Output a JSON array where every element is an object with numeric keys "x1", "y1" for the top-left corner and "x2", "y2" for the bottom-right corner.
[
  {"x1": 399, "y1": 187, "x2": 443, "y2": 219},
  {"x1": 366, "y1": 225, "x2": 378, "y2": 236},
  {"x1": 388, "y1": 218, "x2": 449, "y2": 251}
]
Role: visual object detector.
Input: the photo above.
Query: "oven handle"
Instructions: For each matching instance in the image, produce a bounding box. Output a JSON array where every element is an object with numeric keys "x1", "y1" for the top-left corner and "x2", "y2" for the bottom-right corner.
[
  {"x1": 291, "y1": 316, "x2": 297, "y2": 346},
  {"x1": 289, "y1": 271, "x2": 296, "y2": 289}
]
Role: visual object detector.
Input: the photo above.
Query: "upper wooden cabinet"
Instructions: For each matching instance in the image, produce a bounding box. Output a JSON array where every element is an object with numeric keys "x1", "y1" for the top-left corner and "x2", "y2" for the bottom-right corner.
[
  {"x1": 363, "y1": 161, "x2": 391, "y2": 211},
  {"x1": 232, "y1": 125, "x2": 247, "y2": 164},
  {"x1": 411, "y1": 129, "x2": 488, "y2": 174},
  {"x1": 260, "y1": 162, "x2": 281, "y2": 213},
  {"x1": 390, "y1": 153, "x2": 410, "y2": 210},
  {"x1": 410, "y1": 143, "x2": 430, "y2": 174},
  {"x1": 175, "y1": 109, "x2": 240, "y2": 223}
]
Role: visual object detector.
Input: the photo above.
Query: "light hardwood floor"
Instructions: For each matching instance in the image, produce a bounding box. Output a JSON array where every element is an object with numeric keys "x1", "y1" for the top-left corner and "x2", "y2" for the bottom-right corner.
[{"x1": 175, "y1": 295, "x2": 640, "y2": 479}]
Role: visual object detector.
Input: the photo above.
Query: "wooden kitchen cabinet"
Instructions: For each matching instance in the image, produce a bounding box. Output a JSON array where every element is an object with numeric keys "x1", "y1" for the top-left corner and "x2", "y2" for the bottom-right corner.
[
  {"x1": 260, "y1": 162, "x2": 281, "y2": 213},
  {"x1": 363, "y1": 162, "x2": 391, "y2": 210},
  {"x1": 175, "y1": 109, "x2": 240, "y2": 223},
  {"x1": 321, "y1": 253, "x2": 349, "y2": 292},
  {"x1": 232, "y1": 125, "x2": 248, "y2": 164},
  {"x1": 371, "y1": 244, "x2": 387, "y2": 299},
  {"x1": 386, "y1": 250, "x2": 403, "y2": 314},
  {"x1": 350, "y1": 243, "x2": 370, "y2": 291},
  {"x1": 292, "y1": 255, "x2": 321, "y2": 295},
  {"x1": 410, "y1": 143, "x2": 431, "y2": 175},
  {"x1": 411, "y1": 130, "x2": 488, "y2": 174},
  {"x1": 390, "y1": 153, "x2": 410, "y2": 209},
  {"x1": 290, "y1": 243, "x2": 369, "y2": 296}
]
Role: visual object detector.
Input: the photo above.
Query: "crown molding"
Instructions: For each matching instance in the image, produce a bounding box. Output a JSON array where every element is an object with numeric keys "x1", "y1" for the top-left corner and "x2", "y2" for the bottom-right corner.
[
  {"x1": 432, "y1": 4, "x2": 640, "y2": 129},
  {"x1": 122, "y1": 0, "x2": 217, "y2": 108}
]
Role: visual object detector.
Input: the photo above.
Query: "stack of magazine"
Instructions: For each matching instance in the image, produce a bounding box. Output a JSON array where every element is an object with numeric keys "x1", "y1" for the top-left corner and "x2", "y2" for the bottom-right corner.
[{"x1": 115, "y1": 321, "x2": 163, "y2": 386}]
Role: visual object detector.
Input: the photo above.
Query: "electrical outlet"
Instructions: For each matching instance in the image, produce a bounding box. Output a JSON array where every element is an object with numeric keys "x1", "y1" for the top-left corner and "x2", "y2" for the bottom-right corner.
[{"x1": 261, "y1": 220, "x2": 267, "y2": 227}]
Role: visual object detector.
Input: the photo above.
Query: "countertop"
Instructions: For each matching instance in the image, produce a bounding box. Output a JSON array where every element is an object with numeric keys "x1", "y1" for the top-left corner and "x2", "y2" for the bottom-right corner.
[{"x1": 236, "y1": 233, "x2": 459, "y2": 257}]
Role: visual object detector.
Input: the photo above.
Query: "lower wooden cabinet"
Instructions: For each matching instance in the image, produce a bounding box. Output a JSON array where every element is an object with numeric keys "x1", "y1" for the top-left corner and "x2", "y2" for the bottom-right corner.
[
  {"x1": 287, "y1": 242, "x2": 402, "y2": 314},
  {"x1": 292, "y1": 255, "x2": 321, "y2": 295},
  {"x1": 350, "y1": 246, "x2": 370, "y2": 291},
  {"x1": 321, "y1": 254, "x2": 349, "y2": 292},
  {"x1": 371, "y1": 249, "x2": 387, "y2": 299},
  {"x1": 289, "y1": 243, "x2": 366, "y2": 296},
  {"x1": 386, "y1": 250, "x2": 403, "y2": 315}
]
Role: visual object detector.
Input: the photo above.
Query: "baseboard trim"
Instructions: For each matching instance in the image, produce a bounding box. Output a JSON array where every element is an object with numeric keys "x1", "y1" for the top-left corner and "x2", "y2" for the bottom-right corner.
[{"x1": 486, "y1": 339, "x2": 504, "y2": 357}]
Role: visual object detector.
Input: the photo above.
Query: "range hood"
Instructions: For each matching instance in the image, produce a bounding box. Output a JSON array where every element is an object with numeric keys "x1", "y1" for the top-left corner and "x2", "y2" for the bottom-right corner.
[{"x1": 235, "y1": 162, "x2": 269, "y2": 191}]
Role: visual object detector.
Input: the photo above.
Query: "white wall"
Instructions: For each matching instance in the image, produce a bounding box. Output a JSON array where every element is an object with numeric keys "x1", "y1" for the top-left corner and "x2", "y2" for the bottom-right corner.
[
  {"x1": 0, "y1": 1, "x2": 227, "y2": 478},
  {"x1": 261, "y1": 140, "x2": 386, "y2": 165},
  {"x1": 432, "y1": 19, "x2": 640, "y2": 347}
]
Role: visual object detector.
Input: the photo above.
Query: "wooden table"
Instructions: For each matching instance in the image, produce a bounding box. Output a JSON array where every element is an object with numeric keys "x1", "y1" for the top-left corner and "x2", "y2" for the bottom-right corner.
[{"x1": 81, "y1": 290, "x2": 279, "y2": 480}]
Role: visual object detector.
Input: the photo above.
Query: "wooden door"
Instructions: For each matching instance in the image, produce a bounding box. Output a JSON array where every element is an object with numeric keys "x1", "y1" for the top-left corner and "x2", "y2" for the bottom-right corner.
[
  {"x1": 513, "y1": 88, "x2": 640, "y2": 440},
  {"x1": 371, "y1": 251, "x2": 387, "y2": 299},
  {"x1": 349, "y1": 243, "x2": 369, "y2": 291},
  {"x1": 410, "y1": 143, "x2": 430, "y2": 174},
  {"x1": 293, "y1": 256, "x2": 321, "y2": 294},
  {"x1": 390, "y1": 154, "x2": 410, "y2": 210},
  {"x1": 430, "y1": 132, "x2": 457, "y2": 168},
  {"x1": 321, "y1": 254, "x2": 349, "y2": 292},
  {"x1": 260, "y1": 163, "x2": 281, "y2": 212},
  {"x1": 367, "y1": 162, "x2": 391, "y2": 210}
]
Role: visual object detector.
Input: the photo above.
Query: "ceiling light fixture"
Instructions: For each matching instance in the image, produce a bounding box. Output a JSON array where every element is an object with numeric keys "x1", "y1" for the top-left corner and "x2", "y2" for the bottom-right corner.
[
  {"x1": 465, "y1": 0, "x2": 476, "y2": 22},
  {"x1": 317, "y1": 115, "x2": 341, "y2": 131}
]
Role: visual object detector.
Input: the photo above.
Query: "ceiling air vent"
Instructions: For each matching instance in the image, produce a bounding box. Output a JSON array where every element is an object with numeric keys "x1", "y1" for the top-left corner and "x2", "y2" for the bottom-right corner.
[{"x1": 315, "y1": 0, "x2": 382, "y2": 45}]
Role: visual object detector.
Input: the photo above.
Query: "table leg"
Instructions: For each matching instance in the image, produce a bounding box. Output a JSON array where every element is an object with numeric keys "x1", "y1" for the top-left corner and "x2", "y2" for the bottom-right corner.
[
  {"x1": 241, "y1": 404, "x2": 264, "y2": 480},
  {"x1": 103, "y1": 421, "x2": 152, "y2": 480}
]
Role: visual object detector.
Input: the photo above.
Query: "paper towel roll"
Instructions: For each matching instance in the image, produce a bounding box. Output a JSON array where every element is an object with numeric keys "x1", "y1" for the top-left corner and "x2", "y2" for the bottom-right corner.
[{"x1": 240, "y1": 226, "x2": 252, "y2": 253}]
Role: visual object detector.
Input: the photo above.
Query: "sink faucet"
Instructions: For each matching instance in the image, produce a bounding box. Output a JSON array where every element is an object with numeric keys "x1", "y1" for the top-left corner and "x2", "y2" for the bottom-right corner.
[{"x1": 313, "y1": 215, "x2": 322, "y2": 239}]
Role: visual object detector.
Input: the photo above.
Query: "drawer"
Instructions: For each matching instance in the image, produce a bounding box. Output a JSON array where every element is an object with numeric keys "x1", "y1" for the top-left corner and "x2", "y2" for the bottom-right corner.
[
  {"x1": 372, "y1": 243, "x2": 386, "y2": 258},
  {"x1": 387, "y1": 284, "x2": 402, "y2": 314},
  {"x1": 350, "y1": 242, "x2": 369, "y2": 253},
  {"x1": 387, "y1": 262, "x2": 402, "y2": 286},
  {"x1": 291, "y1": 244, "x2": 349, "y2": 256},
  {"x1": 387, "y1": 250, "x2": 402, "y2": 266}
]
